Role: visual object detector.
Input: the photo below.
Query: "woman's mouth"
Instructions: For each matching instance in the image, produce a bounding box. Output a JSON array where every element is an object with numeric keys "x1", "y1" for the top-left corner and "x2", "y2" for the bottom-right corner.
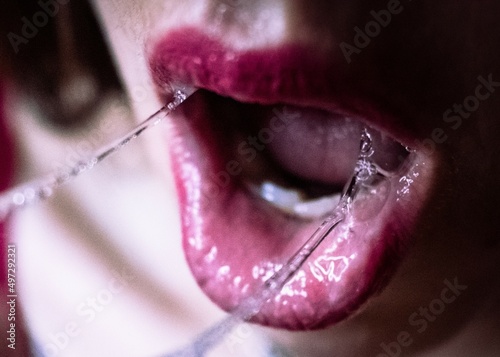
[{"x1": 148, "y1": 28, "x2": 436, "y2": 330}]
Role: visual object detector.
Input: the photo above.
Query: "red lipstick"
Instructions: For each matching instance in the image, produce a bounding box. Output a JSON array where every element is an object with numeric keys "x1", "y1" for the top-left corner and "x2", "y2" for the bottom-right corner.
[{"x1": 148, "y1": 27, "x2": 436, "y2": 329}]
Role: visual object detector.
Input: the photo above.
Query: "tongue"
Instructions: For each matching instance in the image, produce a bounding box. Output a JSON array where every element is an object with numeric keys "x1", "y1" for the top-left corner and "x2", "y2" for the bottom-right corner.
[{"x1": 261, "y1": 105, "x2": 407, "y2": 185}]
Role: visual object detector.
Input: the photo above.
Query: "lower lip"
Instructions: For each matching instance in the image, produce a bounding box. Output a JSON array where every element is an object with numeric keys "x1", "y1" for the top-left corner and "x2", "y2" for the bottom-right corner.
[{"x1": 167, "y1": 91, "x2": 434, "y2": 330}]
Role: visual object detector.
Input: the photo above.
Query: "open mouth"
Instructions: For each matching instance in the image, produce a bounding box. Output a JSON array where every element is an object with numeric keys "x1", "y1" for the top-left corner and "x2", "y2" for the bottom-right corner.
[{"x1": 148, "y1": 28, "x2": 436, "y2": 330}]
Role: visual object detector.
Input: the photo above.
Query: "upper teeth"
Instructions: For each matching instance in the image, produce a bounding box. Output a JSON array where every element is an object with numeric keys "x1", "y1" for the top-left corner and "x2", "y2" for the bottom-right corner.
[{"x1": 249, "y1": 180, "x2": 340, "y2": 220}]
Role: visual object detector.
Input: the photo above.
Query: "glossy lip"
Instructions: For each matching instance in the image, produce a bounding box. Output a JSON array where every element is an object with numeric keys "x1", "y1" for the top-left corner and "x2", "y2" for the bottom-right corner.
[{"x1": 148, "y1": 27, "x2": 436, "y2": 329}]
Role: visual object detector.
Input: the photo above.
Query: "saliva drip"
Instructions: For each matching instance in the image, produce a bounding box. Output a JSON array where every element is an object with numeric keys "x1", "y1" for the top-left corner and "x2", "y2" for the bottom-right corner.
[
  {"x1": 341, "y1": 128, "x2": 379, "y2": 203},
  {"x1": 164, "y1": 127, "x2": 384, "y2": 357},
  {"x1": 248, "y1": 129, "x2": 381, "y2": 313},
  {"x1": 0, "y1": 89, "x2": 192, "y2": 222}
]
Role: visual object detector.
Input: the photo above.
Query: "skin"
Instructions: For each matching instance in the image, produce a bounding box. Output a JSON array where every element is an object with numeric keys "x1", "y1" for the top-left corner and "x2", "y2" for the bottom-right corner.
[{"x1": 8, "y1": 1, "x2": 500, "y2": 356}]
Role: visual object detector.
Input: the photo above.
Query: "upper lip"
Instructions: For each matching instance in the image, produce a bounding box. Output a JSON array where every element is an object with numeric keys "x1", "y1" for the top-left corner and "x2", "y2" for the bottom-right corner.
[
  {"x1": 149, "y1": 26, "x2": 417, "y2": 147},
  {"x1": 147, "y1": 26, "x2": 436, "y2": 330}
]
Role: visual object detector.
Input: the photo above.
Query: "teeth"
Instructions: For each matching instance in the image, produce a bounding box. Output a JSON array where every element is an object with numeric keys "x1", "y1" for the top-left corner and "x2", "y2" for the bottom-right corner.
[
  {"x1": 293, "y1": 195, "x2": 340, "y2": 219},
  {"x1": 249, "y1": 181, "x2": 340, "y2": 220}
]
